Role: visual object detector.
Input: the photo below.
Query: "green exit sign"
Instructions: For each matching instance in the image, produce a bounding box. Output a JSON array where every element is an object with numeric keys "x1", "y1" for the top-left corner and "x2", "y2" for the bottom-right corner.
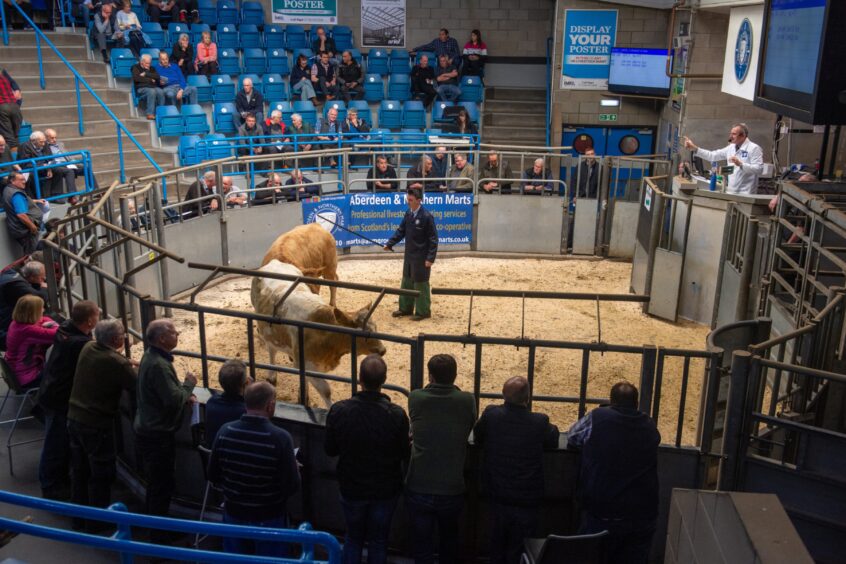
[{"x1": 599, "y1": 113, "x2": 618, "y2": 122}]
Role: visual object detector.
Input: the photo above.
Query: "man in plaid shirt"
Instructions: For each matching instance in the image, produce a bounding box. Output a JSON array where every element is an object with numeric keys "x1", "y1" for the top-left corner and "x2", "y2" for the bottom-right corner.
[
  {"x1": 411, "y1": 28, "x2": 461, "y2": 66},
  {"x1": 0, "y1": 68, "x2": 23, "y2": 150}
]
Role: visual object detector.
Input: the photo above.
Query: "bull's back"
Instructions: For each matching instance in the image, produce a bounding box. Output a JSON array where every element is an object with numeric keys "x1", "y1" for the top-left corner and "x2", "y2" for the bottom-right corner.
[{"x1": 261, "y1": 224, "x2": 338, "y2": 276}]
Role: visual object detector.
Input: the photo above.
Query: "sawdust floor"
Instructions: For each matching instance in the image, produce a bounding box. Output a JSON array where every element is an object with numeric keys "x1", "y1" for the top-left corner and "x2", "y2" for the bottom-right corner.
[{"x1": 169, "y1": 257, "x2": 710, "y2": 445}]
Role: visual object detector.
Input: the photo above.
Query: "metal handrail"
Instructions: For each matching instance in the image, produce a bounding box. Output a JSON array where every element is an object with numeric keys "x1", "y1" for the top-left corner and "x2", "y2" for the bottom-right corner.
[
  {"x1": 546, "y1": 36, "x2": 552, "y2": 147},
  {"x1": 0, "y1": 148, "x2": 95, "y2": 201}
]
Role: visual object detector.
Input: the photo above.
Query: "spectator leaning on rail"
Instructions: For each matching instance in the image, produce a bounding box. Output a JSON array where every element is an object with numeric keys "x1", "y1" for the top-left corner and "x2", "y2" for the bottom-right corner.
[
  {"x1": 222, "y1": 175, "x2": 248, "y2": 208},
  {"x1": 567, "y1": 382, "x2": 661, "y2": 564},
  {"x1": 479, "y1": 151, "x2": 514, "y2": 194},
  {"x1": 0, "y1": 66, "x2": 22, "y2": 150},
  {"x1": 324, "y1": 354, "x2": 411, "y2": 564},
  {"x1": 411, "y1": 28, "x2": 461, "y2": 66},
  {"x1": 264, "y1": 110, "x2": 291, "y2": 156},
  {"x1": 407, "y1": 155, "x2": 440, "y2": 193},
  {"x1": 2, "y1": 172, "x2": 48, "y2": 256},
  {"x1": 474, "y1": 376, "x2": 560, "y2": 564},
  {"x1": 337, "y1": 50, "x2": 364, "y2": 102},
  {"x1": 340, "y1": 107, "x2": 370, "y2": 166},
  {"x1": 434, "y1": 54, "x2": 461, "y2": 102},
  {"x1": 252, "y1": 172, "x2": 285, "y2": 206},
  {"x1": 67, "y1": 319, "x2": 138, "y2": 531},
  {"x1": 184, "y1": 170, "x2": 219, "y2": 218},
  {"x1": 522, "y1": 158, "x2": 553, "y2": 195},
  {"x1": 155, "y1": 52, "x2": 198, "y2": 107},
  {"x1": 134, "y1": 318, "x2": 197, "y2": 541},
  {"x1": 203, "y1": 359, "x2": 248, "y2": 447},
  {"x1": 208, "y1": 381, "x2": 300, "y2": 557},
  {"x1": 404, "y1": 354, "x2": 476, "y2": 564},
  {"x1": 284, "y1": 169, "x2": 320, "y2": 201},
  {"x1": 234, "y1": 78, "x2": 264, "y2": 127},
  {"x1": 132, "y1": 54, "x2": 165, "y2": 121},
  {"x1": 36, "y1": 300, "x2": 100, "y2": 501},
  {"x1": 410, "y1": 55, "x2": 437, "y2": 108},
  {"x1": 448, "y1": 152, "x2": 474, "y2": 193},
  {"x1": 683, "y1": 123, "x2": 764, "y2": 195},
  {"x1": 367, "y1": 154, "x2": 398, "y2": 192}
]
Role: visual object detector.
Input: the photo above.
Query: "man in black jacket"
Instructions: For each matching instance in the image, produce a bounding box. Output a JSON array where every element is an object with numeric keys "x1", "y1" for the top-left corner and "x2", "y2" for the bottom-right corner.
[
  {"x1": 383, "y1": 186, "x2": 438, "y2": 320},
  {"x1": 131, "y1": 54, "x2": 164, "y2": 120},
  {"x1": 36, "y1": 300, "x2": 100, "y2": 500},
  {"x1": 0, "y1": 260, "x2": 48, "y2": 346},
  {"x1": 2, "y1": 171, "x2": 46, "y2": 255},
  {"x1": 183, "y1": 170, "x2": 218, "y2": 219},
  {"x1": 234, "y1": 78, "x2": 264, "y2": 127},
  {"x1": 474, "y1": 376, "x2": 559, "y2": 564},
  {"x1": 410, "y1": 55, "x2": 437, "y2": 108},
  {"x1": 577, "y1": 148, "x2": 599, "y2": 198},
  {"x1": 567, "y1": 382, "x2": 660, "y2": 564},
  {"x1": 337, "y1": 50, "x2": 363, "y2": 102},
  {"x1": 325, "y1": 354, "x2": 410, "y2": 564}
]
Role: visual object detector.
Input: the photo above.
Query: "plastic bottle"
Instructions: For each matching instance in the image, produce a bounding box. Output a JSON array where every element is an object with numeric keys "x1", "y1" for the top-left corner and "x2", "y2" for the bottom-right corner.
[{"x1": 709, "y1": 161, "x2": 718, "y2": 191}]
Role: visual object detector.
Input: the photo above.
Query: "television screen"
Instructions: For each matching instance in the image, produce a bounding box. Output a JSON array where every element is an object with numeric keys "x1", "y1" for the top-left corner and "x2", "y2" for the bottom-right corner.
[{"x1": 608, "y1": 48, "x2": 672, "y2": 97}]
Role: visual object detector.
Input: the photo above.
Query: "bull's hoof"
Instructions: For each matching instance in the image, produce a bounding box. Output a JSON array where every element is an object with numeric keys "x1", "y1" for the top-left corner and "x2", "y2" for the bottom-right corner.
[{"x1": 392, "y1": 310, "x2": 412, "y2": 317}]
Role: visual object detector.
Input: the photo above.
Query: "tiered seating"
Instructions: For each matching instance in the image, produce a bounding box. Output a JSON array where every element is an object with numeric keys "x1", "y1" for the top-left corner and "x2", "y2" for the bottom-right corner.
[
  {"x1": 459, "y1": 76, "x2": 483, "y2": 103},
  {"x1": 191, "y1": 23, "x2": 211, "y2": 44},
  {"x1": 285, "y1": 25, "x2": 308, "y2": 50},
  {"x1": 216, "y1": 24, "x2": 239, "y2": 49},
  {"x1": 182, "y1": 104, "x2": 210, "y2": 134},
  {"x1": 197, "y1": 1, "x2": 216, "y2": 25},
  {"x1": 390, "y1": 49, "x2": 411, "y2": 74},
  {"x1": 141, "y1": 22, "x2": 165, "y2": 48},
  {"x1": 432, "y1": 101, "x2": 455, "y2": 124},
  {"x1": 262, "y1": 74, "x2": 288, "y2": 100},
  {"x1": 239, "y1": 24, "x2": 262, "y2": 49},
  {"x1": 367, "y1": 49, "x2": 390, "y2": 75},
  {"x1": 217, "y1": 0, "x2": 239, "y2": 25},
  {"x1": 240, "y1": 1, "x2": 264, "y2": 26},
  {"x1": 206, "y1": 133, "x2": 234, "y2": 159},
  {"x1": 387, "y1": 74, "x2": 411, "y2": 102},
  {"x1": 213, "y1": 103, "x2": 237, "y2": 133},
  {"x1": 324, "y1": 100, "x2": 346, "y2": 122},
  {"x1": 140, "y1": 47, "x2": 160, "y2": 61},
  {"x1": 378, "y1": 101, "x2": 402, "y2": 129},
  {"x1": 364, "y1": 74, "x2": 384, "y2": 102},
  {"x1": 332, "y1": 25, "x2": 354, "y2": 51},
  {"x1": 156, "y1": 106, "x2": 183, "y2": 136},
  {"x1": 348, "y1": 100, "x2": 373, "y2": 126},
  {"x1": 243, "y1": 48, "x2": 266, "y2": 74},
  {"x1": 292, "y1": 100, "x2": 317, "y2": 126},
  {"x1": 217, "y1": 48, "x2": 241, "y2": 74},
  {"x1": 264, "y1": 25, "x2": 285, "y2": 49},
  {"x1": 268, "y1": 101, "x2": 294, "y2": 126},
  {"x1": 111, "y1": 48, "x2": 136, "y2": 78},
  {"x1": 188, "y1": 75, "x2": 212, "y2": 102},
  {"x1": 266, "y1": 49, "x2": 289, "y2": 75},
  {"x1": 167, "y1": 22, "x2": 190, "y2": 47},
  {"x1": 211, "y1": 74, "x2": 236, "y2": 102},
  {"x1": 401, "y1": 101, "x2": 426, "y2": 130}
]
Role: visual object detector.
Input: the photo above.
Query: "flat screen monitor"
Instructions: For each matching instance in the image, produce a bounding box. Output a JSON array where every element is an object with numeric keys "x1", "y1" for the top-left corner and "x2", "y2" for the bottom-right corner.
[{"x1": 607, "y1": 48, "x2": 672, "y2": 98}]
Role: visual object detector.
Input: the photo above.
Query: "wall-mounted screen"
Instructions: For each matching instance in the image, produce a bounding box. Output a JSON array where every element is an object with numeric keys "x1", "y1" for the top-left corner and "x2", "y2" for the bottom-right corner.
[{"x1": 608, "y1": 48, "x2": 671, "y2": 97}]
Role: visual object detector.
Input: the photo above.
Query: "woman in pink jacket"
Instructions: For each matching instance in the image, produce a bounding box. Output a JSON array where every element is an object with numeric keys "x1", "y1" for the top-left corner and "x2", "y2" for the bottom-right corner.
[{"x1": 5, "y1": 295, "x2": 58, "y2": 388}]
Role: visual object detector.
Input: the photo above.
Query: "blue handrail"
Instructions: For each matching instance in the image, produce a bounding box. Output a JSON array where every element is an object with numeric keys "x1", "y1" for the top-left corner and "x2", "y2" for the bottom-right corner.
[
  {"x1": 0, "y1": 490, "x2": 342, "y2": 563},
  {"x1": 2, "y1": 148, "x2": 96, "y2": 201},
  {"x1": 0, "y1": 2, "x2": 166, "y2": 194},
  {"x1": 546, "y1": 36, "x2": 552, "y2": 148}
]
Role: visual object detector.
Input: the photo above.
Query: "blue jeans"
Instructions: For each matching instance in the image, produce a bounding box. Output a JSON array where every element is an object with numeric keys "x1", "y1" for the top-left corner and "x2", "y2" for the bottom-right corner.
[
  {"x1": 223, "y1": 512, "x2": 289, "y2": 557},
  {"x1": 340, "y1": 495, "x2": 398, "y2": 564},
  {"x1": 436, "y1": 84, "x2": 461, "y2": 102},
  {"x1": 38, "y1": 406, "x2": 69, "y2": 495},
  {"x1": 580, "y1": 512, "x2": 656, "y2": 564},
  {"x1": 292, "y1": 79, "x2": 316, "y2": 101},
  {"x1": 137, "y1": 86, "x2": 165, "y2": 116},
  {"x1": 405, "y1": 491, "x2": 464, "y2": 564},
  {"x1": 162, "y1": 84, "x2": 197, "y2": 105}
]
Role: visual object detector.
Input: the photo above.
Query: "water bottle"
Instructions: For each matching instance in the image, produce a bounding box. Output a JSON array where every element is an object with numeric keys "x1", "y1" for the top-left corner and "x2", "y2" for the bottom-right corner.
[{"x1": 709, "y1": 161, "x2": 718, "y2": 191}]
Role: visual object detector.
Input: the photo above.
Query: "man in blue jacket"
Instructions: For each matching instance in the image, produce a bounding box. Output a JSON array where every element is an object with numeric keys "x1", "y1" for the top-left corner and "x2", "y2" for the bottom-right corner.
[{"x1": 155, "y1": 51, "x2": 197, "y2": 106}]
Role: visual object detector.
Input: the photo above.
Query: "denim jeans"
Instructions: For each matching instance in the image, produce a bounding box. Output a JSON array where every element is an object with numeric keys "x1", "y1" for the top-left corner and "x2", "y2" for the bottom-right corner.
[
  {"x1": 405, "y1": 491, "x2": 464, "y2": 564},
  {"x1": 68, "y1": 419, "x2": 117, "y2": 510},
  {"x1": 223, "y1": 512, "x2": 289, "y2": 557},
  {"x1": 292, "y1": 79, "x2": 316, "y2": 101},
  {"x1": 162, "y1": 84, "x2": 198, "y2": 105},
  {"x1": 137, "y1": 86, "x2": 165, "y2": 116},
  {"x1": 340, "y1": 495, "x2": 398, "y2": 564},
  {"x1": 436, "y1": 84, "x2": 461, "y2": 102},
  {"x1": 580, "y1": 513, "x2": 656, "y2": 564},
  {"x1": 489, "y1": 502, "x2": 538, "y2": 564},
  {"x1": 39, "y1": 406, "x2": 70, "y2": 495}
]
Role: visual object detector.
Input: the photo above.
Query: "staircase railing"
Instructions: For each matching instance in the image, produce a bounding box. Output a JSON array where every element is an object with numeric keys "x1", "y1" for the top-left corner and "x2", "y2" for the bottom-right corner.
[
  {"x1": 0, "y1": 3, "x2": 165, "y2": 188},
  {"x1": 545, "y1": 36, "x2": 552, "y2": 147}
]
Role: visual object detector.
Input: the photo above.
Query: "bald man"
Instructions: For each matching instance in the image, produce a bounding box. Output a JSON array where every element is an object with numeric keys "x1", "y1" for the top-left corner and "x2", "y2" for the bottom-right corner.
[{"x1": 473, "y1": 376, "x2": 560, "y2": 564}]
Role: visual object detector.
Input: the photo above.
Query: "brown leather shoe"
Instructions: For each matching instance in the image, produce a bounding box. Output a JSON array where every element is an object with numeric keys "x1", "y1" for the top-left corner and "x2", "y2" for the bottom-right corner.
[
  {"x1": 392, "y1": 310, "x2": 412, "y2": 317},
  {"x1": 146, "y1": 114, "x2": 155, "y2": 120}
]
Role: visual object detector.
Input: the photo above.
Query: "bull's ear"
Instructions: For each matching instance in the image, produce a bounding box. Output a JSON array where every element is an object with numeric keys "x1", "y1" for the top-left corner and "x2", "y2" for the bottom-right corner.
[
  {"x1": 312, "y1": 305, "x2": 338, "y2": 325},
  {"x1": 332, "y1": 307, "x2": 356, "y2": 327}
]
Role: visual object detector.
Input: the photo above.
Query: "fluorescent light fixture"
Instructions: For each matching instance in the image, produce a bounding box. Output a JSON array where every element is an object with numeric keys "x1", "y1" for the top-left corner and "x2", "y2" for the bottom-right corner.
[{"x1": 600, "y1": 98, "x2": 620, "y2": 107}]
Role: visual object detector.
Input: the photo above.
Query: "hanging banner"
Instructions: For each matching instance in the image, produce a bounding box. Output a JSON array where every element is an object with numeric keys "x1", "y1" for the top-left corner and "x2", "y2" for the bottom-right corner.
[
  {"x1": 303, "y1": 193, "x2": 473, "y2": 247},
  {"x1": 361, "y1": 0, "x2": 406, "y2": 48},
  {"x1": 560, "y1": 9, "x2": 618, "y2": 90},
  {"x1": 272, "y1": 0, "x2": 337, "y2": 25}
]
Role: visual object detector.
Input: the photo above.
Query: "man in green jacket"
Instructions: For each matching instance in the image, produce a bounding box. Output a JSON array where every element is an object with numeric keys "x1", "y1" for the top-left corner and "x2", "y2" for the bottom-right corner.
[
  {"x1": 133, "y1": 319, "x2": 196, "y2": 537},
  {"x1": 405, "y1": 353, "x2": 476, "y2": 564}
]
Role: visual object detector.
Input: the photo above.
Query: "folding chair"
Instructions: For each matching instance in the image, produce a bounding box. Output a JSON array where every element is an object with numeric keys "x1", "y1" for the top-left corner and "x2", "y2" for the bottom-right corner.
[{"x1": 0, "y1": 357, "x2": 43, "y2": 476}]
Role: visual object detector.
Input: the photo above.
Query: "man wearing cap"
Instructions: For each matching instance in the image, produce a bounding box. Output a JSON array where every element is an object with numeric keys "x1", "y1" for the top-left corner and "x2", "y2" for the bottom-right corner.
[{"x1": 383, "y1": 187, "x2": 438, "y2": 321}]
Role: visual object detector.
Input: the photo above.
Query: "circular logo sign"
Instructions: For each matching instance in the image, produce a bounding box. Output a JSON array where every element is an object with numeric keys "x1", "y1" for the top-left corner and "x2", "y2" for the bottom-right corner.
[
  {"x1": 308, "y1": 202, "x2": 345, "y2": 236},
  {"x1": 735, "y1": 18, "x2": 753, "y2": 83}
]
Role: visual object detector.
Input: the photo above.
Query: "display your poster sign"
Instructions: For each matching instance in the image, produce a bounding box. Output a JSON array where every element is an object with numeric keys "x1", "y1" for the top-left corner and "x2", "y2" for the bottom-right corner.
[
  {"x1": 273, "y1": 0, "x2": 337, "y2": 24},
  {"x1": 561, "y1": 9, "x2": 618, "y2": 90},
  {"x1": 361, "y1": 0, "x2": 406, "y2": 48}
]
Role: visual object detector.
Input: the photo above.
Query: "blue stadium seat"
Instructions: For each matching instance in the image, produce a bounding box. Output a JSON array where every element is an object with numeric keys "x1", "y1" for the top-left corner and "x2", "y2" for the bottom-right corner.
[
  {"x1": 268, "y1": 100, "x2": 294, "y2": 126},
  {"x1": 415, "y1": 50, "x2": 435, "y2": 65},
  {"x1": 156, "y1": 106, "x2": 183, "y2": 137},
  {"x1": 400, "y1": 128, "x2": 427, "y2": 144},
  {"x1": 179, "y1": 135, "x2": 204, "y2": 165},
  {"x1": 264, "y1": 24, "x2": 285, "y2": 50},
  {"x1": 262, "y1": 74, "x2": 288, "y2": 102},
  {"x1": 265, "y1": 49, "x2": 290, "y2": 76},
  {"x1": 213, "y1": 102, "x2": 237, "y2": 133},
  {"x1": 387, "y1": 74, "x2": 411, "y2": 101},
  {"x1": 216, "y1": 0, "x2": 238, "y2": 25},
  {"x1": 432, "y1": 101, "x2": 456, "y2": 123},
  {"x1": 389, "y1": 49, "x2": 411, "y2": 74},
  {"x1": 363, "y1": 74, "x2": 384, "y2": 102},
  {"x1": 190, "y1": 23, "x2": 211, "y2": 45},
  {"x1": 216, "y1": 24, "x2": 238, "y2": 49},
  {"x1": 378, "y1": 100, "x2": 402, "y2": 130},
  {"x1": 210, "y1": 74, "x2": 236, "y2": 102},
  {"x1": 166, "y1": 22, "x2": 190, "y2": 48},
  {"x1": 242, "y1": 48, "x2": 267, "y2": 75},
  {"x1": 458, "y1": 75, "x2": 483, "y2": 103},
  {"x1": 324, "y1": 100, "x2": 347, "y2": 122},
  {"x1": 140, "y1": 47, "x2": 160, "y2": 61},
  {"x1": 370, "y1": 128, "x2": 394, "y2": 144},
  {"x1": 366, "y1": 49, "x2": 389, "y2": 75},
  {"x1": 110, "y1": 48, "x2": 135, "y2": 79},
  {"x1": 181, "y1": 104, "x2": 210, "y2": 135},
  {"x1": 240, "y1": 1, "x2": 264, "y2": 26},
  {"x1": 402, "y1": 100, "x2": 426, "y2": 130},
  {"x1": 205, "y1": 133, "x2": 234, "y2": 159},
  {"x1": 187, "y1": 74, "x2": 212, "y2": 103},
  {"x1": 141, "y1": 22, "x2": 165, "y2": 49},
  {"x1": 285, "y1": 25, "x2": 308, "y2": 50},
  {"x1": 17, "y1": 122, "x2": 31, "y2": 146},
  {"x1": 348, "y1": 99, "x2": 372, "y2": 126},
  {"x1": 292, "y1": 100, "x2": 317, "y2": 126},
  {"x1": 292, "y1": 48, "x2": 314, "y2": 64},
  {"x1": 459, "y1": 101, "x2": 480, "y2": 124},
  {"x1": 131, "y1": 6, "x2": 146, "y2": 25},
  {"x1": 347, "y1": 48, "x2": 363, "y2": 67},
  {"x1": 332, "y1": 25, "x2": 353, "y2": 51},
  {"x1": 217, "y1": 49, "x2": 241, "y2": 75},
  {"x1": 197, "y1": 1, "x2": 216, "y2": 25},
  {"x1": 239, "y1": 24, "x2": 262, "y2": 49}
]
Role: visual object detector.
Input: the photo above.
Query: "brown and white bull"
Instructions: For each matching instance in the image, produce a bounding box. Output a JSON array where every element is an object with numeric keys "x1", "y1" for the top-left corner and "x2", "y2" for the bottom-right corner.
[
  {"x1": 251, "y1": 260, "x2": 386, "y2": 408},
  {"x1": 261, "y1": 223, "x2": 339, "y2": 306}
]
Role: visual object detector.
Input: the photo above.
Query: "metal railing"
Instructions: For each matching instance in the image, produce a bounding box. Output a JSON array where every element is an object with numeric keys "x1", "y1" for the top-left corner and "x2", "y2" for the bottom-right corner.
[
  {"x1": 0, "y1": 148, "x2": 95, "y2": 201},
  {"x1": 545, "y1": 36, "x2": 552, "y2": 147}
]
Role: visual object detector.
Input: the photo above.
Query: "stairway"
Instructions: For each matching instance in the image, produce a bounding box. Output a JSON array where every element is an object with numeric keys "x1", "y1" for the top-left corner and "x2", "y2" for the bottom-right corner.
[
  {"x1": 482, "y1": 87, "x2": 548, "y2": 147},
  {"x1": 1, "y1": 31, "x2": 174, "y2": 185}
]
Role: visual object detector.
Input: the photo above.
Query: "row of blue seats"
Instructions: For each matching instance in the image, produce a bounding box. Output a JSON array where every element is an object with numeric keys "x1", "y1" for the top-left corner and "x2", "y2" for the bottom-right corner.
[{"x1": 158, "y1": 99, "x2": 480, "y2": 137}]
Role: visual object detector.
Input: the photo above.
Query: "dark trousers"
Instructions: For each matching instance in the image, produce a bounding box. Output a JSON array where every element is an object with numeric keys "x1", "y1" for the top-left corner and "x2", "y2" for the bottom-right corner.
[
  {"x1": 0, "y1": 103, "x2": 23, "y2": 149},
  {"x1": 39, "y1": 406, "x2": 70, "y2": 495},
  {"x1": 340, "y1": 495, "x2": 398, "y2": 564},
  {"x1": 405, "y1": 491, "x2": 464, "y2": 564},
  {"x1": 580, "y1": 513, "x2": 656, "y2": 564},
  {"x1": 339, "y1": 82, "x2": 363, "y2": 102},
  {"x1": 489, "y1": 502, "x2": 538, "y2": 564},
  {"x1": 135, "y1": 432, "x2": 176, "y2": 520},
  {"x1": 223, "y1": 512, "x2": 288, "y2": 556},
  {"x1": 16, "y1": 232, "x2": 38, "y2": 256},
  {"x1": 68, "y1": 419, "x2": 117, "y2": 511}
]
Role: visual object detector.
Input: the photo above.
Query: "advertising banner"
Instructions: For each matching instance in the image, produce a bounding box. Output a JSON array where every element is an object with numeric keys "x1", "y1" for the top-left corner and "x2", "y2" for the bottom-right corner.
[
  {"x1": 272, "y1": 0, "x2": 337, "y2": 25},
  {"x1": 302, "y1": 193, "x2": 473, "y2": 247},
  {"x1": 560, "y1": 9, "x2": 618, "y2": 90},
  {"x1": 361, "y1": 0, "x2": 406, "y2": 48}
]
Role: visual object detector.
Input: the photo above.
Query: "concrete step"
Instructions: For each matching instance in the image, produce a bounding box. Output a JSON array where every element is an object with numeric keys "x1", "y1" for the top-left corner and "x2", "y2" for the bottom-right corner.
[
  {"x1": 484, "y1": 99, "x2": 546, "y2": 113},
  {"x1": 25, "y1": 102, "x2": 132, "y2": 124},
  {"x1": 57, "y1": 131, "x2": 156, "y2": 154},
  {"x1": 482, "y1": 125, "x2": 547, "y2": 146},
  {"x1": 2, "y1": 60, "x2": 106, "y2": 76},
  {"x1": 486, "y1": 87, "x2": 546, "y2": 102},
  {"x1": 14, "y1": 75, "x2": 111, "y2": 90},
  {"x1": 485, "y1": 112, "x2": 547, "y2": 127},
  {"x1": 91, "y1": 149, "x2": 174, "y2": 169},
  {"x1": 23, "y1": 88, "x2": 130, "y2": 106},
  {"x1": 29, "y1": 119, "x2": 152, "y2": 140},
  {"x1": 5, "y1": 31, "x2": 88, "y2": 47},
  {"x1": 0, "y1": 44, "x2": 90, "y2": 62}
]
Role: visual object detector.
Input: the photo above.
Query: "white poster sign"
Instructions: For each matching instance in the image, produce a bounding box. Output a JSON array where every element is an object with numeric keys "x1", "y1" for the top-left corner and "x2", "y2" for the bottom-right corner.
[
  {"x1": 721, "y1": 5, "x2": 764, "y2": 101},
  {"x1": 361, "y1": 0, "x2": 406, "y2": 48}
]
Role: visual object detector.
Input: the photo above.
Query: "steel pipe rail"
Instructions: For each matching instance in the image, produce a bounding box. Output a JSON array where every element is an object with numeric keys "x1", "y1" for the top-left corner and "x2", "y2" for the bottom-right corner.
[{"x1": 431, "y1": 288, "x2": 650, "y2": 301}]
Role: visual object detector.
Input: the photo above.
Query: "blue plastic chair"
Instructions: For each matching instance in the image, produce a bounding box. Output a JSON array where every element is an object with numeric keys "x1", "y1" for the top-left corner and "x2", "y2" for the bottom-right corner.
[
  {"x1": 140, "y1": 47, "x2": 160, "y2": 61},
  {"x1": 17, "y1": 122, "x2": 31, "y2": 146},
  {"x1": 366, "y1": 49, "x2": 389, "y2": 75},
  {"x1": 332, "y1": 25, "x2": 353, "y2": 51},
  {"x1": 216, "y1": 24, "x2": 238, "y2": 49},
  {"x1": 363, "y1": 74, "x2": 384, "y2": 102},
  {"x1": 240, "y1": 1, "x2": 264, "y2": 26},
  {"x1": 268, "y1": 100, "x2": 294, "y2": 126},
  {"x1": 190, "y1": 23, "x2": 211, "y2": 45},
  {"x1": 265, "y1": 49, "x2": 290, "y2": 76},
  {"x1": 387, "y1": 74, "x2": 411, "y2": 102},
  {"x1": 141, "y1": 22, "x2": 165, "y2": 49},
  {"x1": 179, "y1": 135, "x2": 205, "y2": 165},
  {"x1": 458, "y1": 75, "x2": 483, "y2": 103},
  {"x1": 292, "y1": 100, "x2": 317, "y2": 126},
  {"x1": 206, "y1": 133, "x2": 234, "y2": 159},
  {"x1": 166, "y1": 22, "x2": 190, "y2": 48},
  {"x1": 181, "y1": 104, "x2": 210, "y2": 135},
  {"x1": 264, "y1": 24, "x2": 285, "y2": 50},
  {"x1": 285, "y1": 25, "x2": 308, "y2": 50},
  {"x1": 187, "y1": 74, "x2": 212, "y2": 103},
  {"x1": 348, "y1": 100, "x2": 373, "y2": 127},
  {"x1": 459, "y1": 101, "x2": 480, "y2": 124},
  {"x1": 323, "y1": 100, "x2": 347, "y2": 122},
  {"x1": 156, "y1": 106, "x2": 183, "y2": 136},
  {"x1": 432, "y1": 101, "x2": 456, "y2": 123},
  {"x1": 262, "y1": 74, "x2": 288, "y2": 102},
  {"x1": 217, "y1": 49, "x2": 241, "y2": 75},
  {"x1": 243, "y1": 48, "x2": 267, "y2": 75},
  {"x1": 370, "y1": 128, "x2": 394, "y2": 145},
  {"x1": 216, "y1": 0, "x2": 238, "y2": 25},
  {"x1": 210, "y1": 74, "x2": 236, "y2": 102},
  {"x1": 378, "y1": 100, "x2": 402, "y2": 129},
  {"x1": 239, "y1": 24, "x2": 262, "y2": 49},
  {"x1": 389, "y1": 49, "x2": 411, "y2": 74},
  {"x1": 237, "y1": 73, "x2": 262, "y2": 92},
  {"x1": 402, "y1": 100, "x2": 426, "y2": 130},
  {"x1": 213, "y1": 102, "x2": 237, "y2": 133},
  {"x1": 110, "y1": 48, "x2": 135, "y2": 79},
  {"x1": 197, "y1": 1, "x2": 216, "y2": 25}
]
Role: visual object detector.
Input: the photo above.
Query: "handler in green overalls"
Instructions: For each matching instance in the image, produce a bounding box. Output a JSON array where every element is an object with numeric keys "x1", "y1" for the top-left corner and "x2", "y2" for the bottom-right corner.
[{"x1": 383, "y1": 186, "x2": 438, "y2": 320}]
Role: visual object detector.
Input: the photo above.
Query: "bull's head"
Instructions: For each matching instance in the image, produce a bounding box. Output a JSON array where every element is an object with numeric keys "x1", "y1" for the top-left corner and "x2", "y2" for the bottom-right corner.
[{"x1": 334, "y1": 303, "x2": 387, "y2": 357}]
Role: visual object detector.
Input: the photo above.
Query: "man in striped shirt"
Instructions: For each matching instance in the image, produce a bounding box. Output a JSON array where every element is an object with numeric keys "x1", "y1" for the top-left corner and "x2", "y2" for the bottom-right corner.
[{"x1": 208, "y1": 381, "x2": 300, "y2": 556}]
